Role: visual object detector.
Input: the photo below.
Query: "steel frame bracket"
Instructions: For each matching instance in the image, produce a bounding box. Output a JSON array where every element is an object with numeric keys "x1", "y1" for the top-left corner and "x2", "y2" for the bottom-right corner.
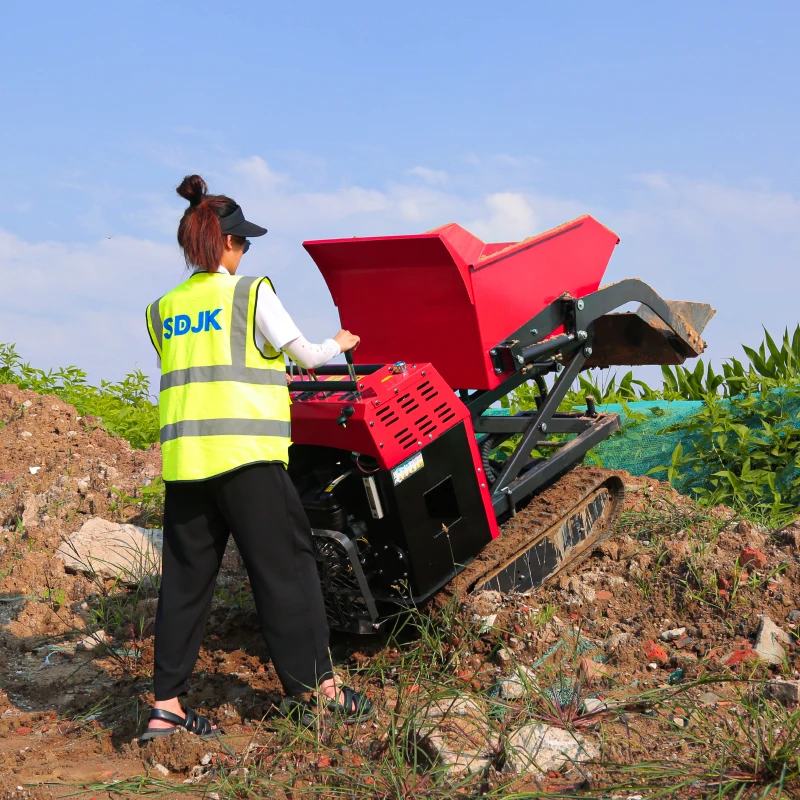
[{"x1": 489, "y1": 339, "x2": 525, "y2": 374}]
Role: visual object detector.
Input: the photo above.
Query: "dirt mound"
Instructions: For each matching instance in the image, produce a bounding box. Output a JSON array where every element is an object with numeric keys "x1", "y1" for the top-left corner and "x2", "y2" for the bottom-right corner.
[{"x1": 133, "y1": 727, "x2": 220, "y2": 773}]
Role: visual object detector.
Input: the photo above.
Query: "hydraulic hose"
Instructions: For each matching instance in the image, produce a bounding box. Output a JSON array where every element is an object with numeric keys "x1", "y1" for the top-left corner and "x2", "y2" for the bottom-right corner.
[{"x1": 480, "y1": 435, "x2": 503, "y2": 485}]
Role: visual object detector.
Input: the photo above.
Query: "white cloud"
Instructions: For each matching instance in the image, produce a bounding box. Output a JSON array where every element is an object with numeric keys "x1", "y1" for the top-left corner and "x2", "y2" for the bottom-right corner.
[{"x1": 407, "y1": 166, "x2": 448, "y2": 185}]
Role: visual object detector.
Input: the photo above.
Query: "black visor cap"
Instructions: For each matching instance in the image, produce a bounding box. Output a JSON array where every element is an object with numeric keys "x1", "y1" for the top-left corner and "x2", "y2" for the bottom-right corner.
[{"x1": 219, "y1": 205, "x2": 268, "y2": 238}]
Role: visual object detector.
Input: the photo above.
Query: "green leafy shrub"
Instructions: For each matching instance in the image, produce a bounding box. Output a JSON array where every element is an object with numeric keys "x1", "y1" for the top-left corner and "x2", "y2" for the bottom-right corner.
[
  {"x1": 504, "y1": 326, "x2": 800, "y2": 522},
  {"x1": 0, "y1": 343, "x2": 159, "y2": 449}
]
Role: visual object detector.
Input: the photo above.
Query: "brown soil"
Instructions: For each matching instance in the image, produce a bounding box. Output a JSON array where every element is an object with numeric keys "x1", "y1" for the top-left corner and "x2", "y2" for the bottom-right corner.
[{"x1": 1, "y1": 383, "x2": 799, "y2": 797}]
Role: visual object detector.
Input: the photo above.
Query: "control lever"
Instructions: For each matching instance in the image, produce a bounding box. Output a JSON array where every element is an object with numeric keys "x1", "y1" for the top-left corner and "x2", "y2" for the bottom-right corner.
[
  {"x1": 345, "y1": 349, "x2": 358, "y2": 385},
  {"x1": 337, "y1": 405, "x2": 355, "y2": 427}
]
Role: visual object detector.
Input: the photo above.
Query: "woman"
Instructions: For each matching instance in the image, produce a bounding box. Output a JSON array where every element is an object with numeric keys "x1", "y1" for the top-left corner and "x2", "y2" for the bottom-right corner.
[{"x1": 140, "y1": 174, "x2": 372, "y2": 740}]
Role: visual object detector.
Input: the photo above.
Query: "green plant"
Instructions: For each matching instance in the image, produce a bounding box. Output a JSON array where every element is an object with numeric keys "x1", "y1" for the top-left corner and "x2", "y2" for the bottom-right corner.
[{"x1": 0, "y1": 342, "x2": 159, "y2": 449}]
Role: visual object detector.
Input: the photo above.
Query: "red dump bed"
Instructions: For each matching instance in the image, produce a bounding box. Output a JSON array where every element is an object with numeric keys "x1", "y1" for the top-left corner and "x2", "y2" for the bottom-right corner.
[{"x1": 303, "y1": 215, "x2": 619, "y2": 391}]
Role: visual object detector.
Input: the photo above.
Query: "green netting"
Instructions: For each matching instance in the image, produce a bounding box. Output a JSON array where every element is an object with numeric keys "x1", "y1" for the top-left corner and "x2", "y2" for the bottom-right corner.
[
  {"x1": 583, "y1": 400, "x2": 702, "y2": 477},
  {"x1": 481, "y1": 402, "x2": 702, "y2": 480},
  {"x1": 482, "y1": 391, "x2": 800, "y2": 498}
]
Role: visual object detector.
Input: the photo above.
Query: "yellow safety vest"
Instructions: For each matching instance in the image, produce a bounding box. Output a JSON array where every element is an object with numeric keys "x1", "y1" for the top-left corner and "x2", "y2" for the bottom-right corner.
[{"x1": 145, "y1": 272, "x2": 290, "y2": 482}]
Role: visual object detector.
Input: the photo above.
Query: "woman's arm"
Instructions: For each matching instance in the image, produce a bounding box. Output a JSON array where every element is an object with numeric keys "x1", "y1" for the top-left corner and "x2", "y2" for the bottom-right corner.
[
  {"x1": 282, "y1": 335, "x2": 340, "y2": 370},
  {"x1": 255, "y1": 281, "x2": 358, "y2": 369}
]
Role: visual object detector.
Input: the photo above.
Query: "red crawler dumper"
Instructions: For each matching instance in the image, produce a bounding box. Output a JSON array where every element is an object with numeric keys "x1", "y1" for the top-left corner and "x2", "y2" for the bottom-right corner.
[{"x1": 286, "y1": 215, "x2": 713, "y2": 633}]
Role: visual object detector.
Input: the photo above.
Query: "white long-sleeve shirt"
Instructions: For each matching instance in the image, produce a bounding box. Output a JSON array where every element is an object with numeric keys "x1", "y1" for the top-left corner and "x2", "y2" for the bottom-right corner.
[{"x1": 157, "y1": 266, "x2": 341, "y2": 370}]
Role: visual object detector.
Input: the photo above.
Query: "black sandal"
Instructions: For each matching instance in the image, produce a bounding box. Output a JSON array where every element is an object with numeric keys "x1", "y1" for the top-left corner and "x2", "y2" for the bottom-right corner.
[
  {"x1": 139, "y1": 706, "x2": 221, "y2": 742},
  {"x1": 279, "y1": 686, "x2": 375, "y2": 727}
]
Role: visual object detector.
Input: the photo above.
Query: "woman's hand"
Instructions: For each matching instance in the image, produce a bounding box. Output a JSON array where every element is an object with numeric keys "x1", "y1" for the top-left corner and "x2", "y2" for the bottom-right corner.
[{"x1": 334, "y1": 330, "x2": 360, "y2": 352}]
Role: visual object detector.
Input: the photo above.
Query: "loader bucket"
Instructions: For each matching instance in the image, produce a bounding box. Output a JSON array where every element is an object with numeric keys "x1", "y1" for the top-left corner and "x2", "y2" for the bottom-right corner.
[{"x1": 587, "y1": 299, "x2": 715, "y2": 367}]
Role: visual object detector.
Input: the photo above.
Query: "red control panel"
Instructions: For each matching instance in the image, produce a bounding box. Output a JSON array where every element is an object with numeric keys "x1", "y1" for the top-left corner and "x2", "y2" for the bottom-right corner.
[{"x1": 289, "y1": 362, "x2": 466, "y2": 470}]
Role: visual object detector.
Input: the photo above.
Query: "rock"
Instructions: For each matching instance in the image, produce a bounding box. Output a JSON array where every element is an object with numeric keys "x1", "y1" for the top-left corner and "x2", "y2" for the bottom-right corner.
[
  {"x1": 76, "y1": 630, "x2": 108, "y2": 651},
  {"x1": 753, "y1": 616, "x2": 791, "y2": 666},
  {"x1": 723, "y1": 645, "x2": 758, "y2": 667},
  {"x1": 19, "y1": 431, "x2": 32, "y2": 438},
  {"x1": 20, "y1": 494, "x2": 40, "y2": 530},
  {"x1": 495, "y1": 648, "x2": 511, "y2": 666},
  {"x1": 763, "y1": 679, "x2": 800, "y2": 705},
  {"x1": 581, "y1": 697, "x2": 614, "y2": 714},
  {"x1": 56, "y1": 517, "x2": 162, "y2": 581},
  {"x1": 506, "y1": 722, "x2": 598, "y2": 774},
  {"x1": 578, "y1": 657, "x2": 612, "y2": 684},
  {"x1": 698, "y1": 692, "x2": 721, "y2": 707},
  {"x1": 76, "y1": 478, "x2": 90, "y2": 495},
  {"x1": 595, "y1": 590, "x2": 613, "y2": 602},
  {"x1": 496, "y1": 665, "x2": 537, "y2": 700},
  {"x1": 478, "y1": 613, "x2": 497, "y2": 633},
  {"x1": 416, "y1": 696, "x2": 498, "y2": 776},
  {"x1": 788, "y1": 610, "x2": 800, "y2": 626},
  {"x1": 739, "y1": 547, "x2": 767, "y2": 570},
  {"x1": 568, "y1": 576, "x2": 595, "y2": 603},
  {"x1": 644, "y1": 640, "x2": 668, "y2": 664},
  {"x1": 470, "y1": 591, "x2": 503, "y2": 615},
  {"x1": 151, "y1": 763, "x2": 170, "y2": 777},
  {"x1": 604, "y1": 632, "x2": 630, "y2": 655},
  {"x1": 660, "y1": 627, "x2": 686, "y2": 642}
]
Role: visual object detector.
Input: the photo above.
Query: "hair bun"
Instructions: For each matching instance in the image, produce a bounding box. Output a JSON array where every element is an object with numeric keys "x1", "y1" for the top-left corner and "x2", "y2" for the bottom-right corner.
[{"x1": 176, "y1": 174, "x2": 208, "y2": 207}]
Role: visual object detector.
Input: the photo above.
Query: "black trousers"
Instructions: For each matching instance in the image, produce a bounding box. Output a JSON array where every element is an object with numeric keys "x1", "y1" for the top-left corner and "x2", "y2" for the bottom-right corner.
[{"x1": 153, "y1": 462, "x2": 333, "y2": 700}]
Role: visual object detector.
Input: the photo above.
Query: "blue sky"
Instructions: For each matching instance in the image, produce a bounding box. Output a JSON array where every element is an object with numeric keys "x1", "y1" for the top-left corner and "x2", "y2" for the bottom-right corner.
[{"x1": 1, "y1": 1, "x2": 798, "y2": 386}]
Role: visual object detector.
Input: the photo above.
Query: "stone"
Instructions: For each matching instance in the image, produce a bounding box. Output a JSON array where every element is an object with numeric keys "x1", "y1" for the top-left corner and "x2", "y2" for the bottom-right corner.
[
  {"x1": 644, "y1": 640, "x2": 668, "y2": 664},
  {"x1": 506, "y1": 722, "x2": 598, "y2": 774},
  {"x1": 604, "y1": 632, "x2": 630, "y2": 655},
  {"x1": 660, "y1": 627, "x2": 686, "y2": 642},
  {"x1": 76, "y1": 478, "x2": 90, "y2": 495},
  {"x1": 788, "y1": 610, "x2": 800, "y2": 625},
  {"x1": 470, "y1": 590, "x2": 503, "y2": 615},
  {"x1": 152, "y1": 763, "x2": 170, "y2": 777},
  {"x1": 56, "y1": 517, "x2": 162, "y2": 582},
  {"x1": 20, "y1": 494, "x2": 40, "y2": 530},
  {"x1": 478, "y1": 613, "x2": 497, "y2": 633},
  {"x1": 698, "y1": 692, "x2": 721, "y2": 707},
  {"x1": 76, "y1": 630, "x2": 108, "y2": 651},
  {"x1": 739, "y1": 547, "x2": 768, "y2": 570},
  {"x1": 581, "y1": 697, "x2": 614, "y2": 715},
  {"x1": 763, "y1": 679, "x2": 800, "y2": 705},
  {"x1": 496, "y1": 665, "x2": 537, "y2": 700},
  {"x1": 595, "y1": 590, "x2": 613, "y2": 602},
  {"x1": 416, "y1": 696, "x2": 498, "y2": 776},
  {"x1": 568, "y1": 576, "x2": 595, "y2": 603},
  {"x1": 753, "y1": 616, "x2": 791, "y2": 666},
  {"x1": 578, "y1": 657, "x2": 612, "y2": 684},
  {"x1": 19, "y1": 431, "x2": 32, "y2": 438}
]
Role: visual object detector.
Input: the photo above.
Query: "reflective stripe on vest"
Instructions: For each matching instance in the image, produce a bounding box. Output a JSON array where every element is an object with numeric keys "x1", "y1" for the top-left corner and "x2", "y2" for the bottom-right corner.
[{"x1": 146, "y1": 273, "x2": 290, "y2": 482}]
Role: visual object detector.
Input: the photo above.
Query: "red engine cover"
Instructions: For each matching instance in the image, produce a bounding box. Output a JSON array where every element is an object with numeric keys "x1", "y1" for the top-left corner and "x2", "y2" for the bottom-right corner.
[{"x1": 289, "y1": 362, "x2": 498, "y2": 538}]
